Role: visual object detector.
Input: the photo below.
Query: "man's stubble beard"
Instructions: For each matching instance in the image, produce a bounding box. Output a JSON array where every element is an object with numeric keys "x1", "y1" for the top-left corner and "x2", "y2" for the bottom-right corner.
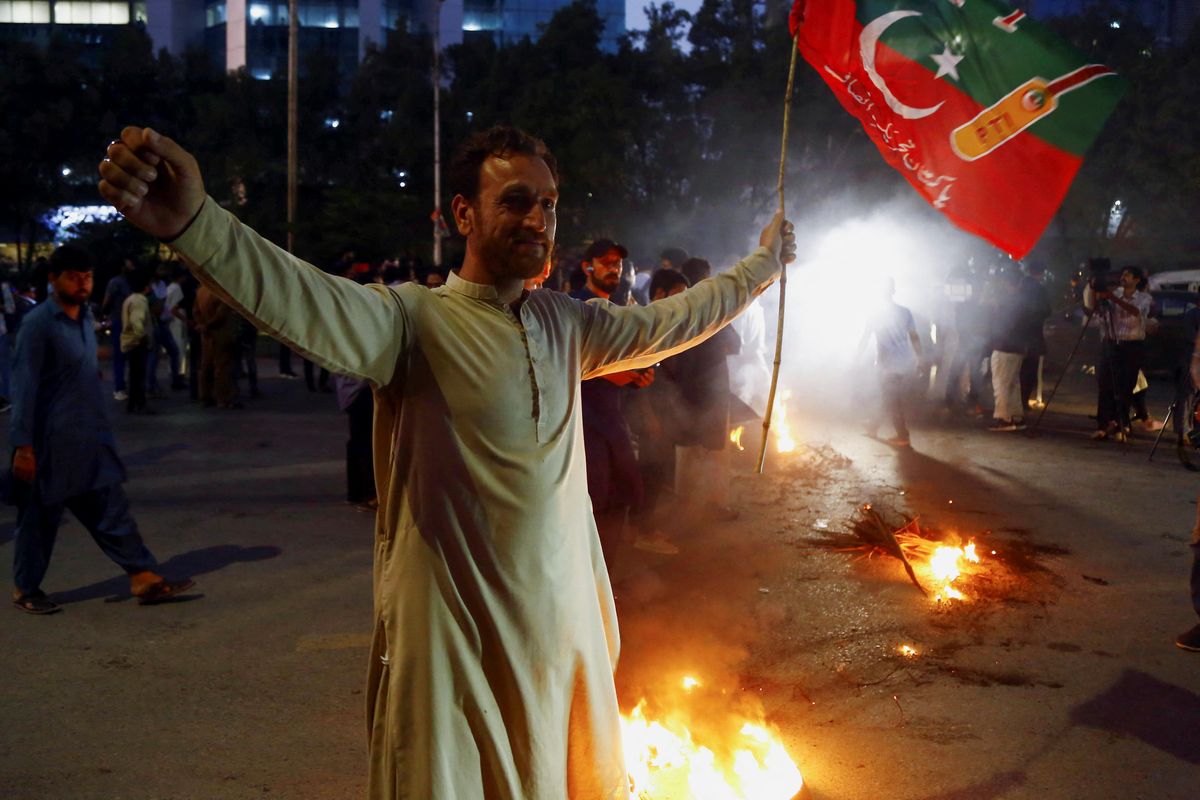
[
  {"x1": 478, "y1": 235, "x2": 553, "y2": 282},
  {"x1": 55, "y1": 291, "x2": 87, "y2": 307}
]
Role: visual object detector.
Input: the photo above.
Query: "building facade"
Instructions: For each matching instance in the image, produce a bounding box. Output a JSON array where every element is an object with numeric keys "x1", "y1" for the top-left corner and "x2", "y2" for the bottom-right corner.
[
  {"x1": 1026, "y1": 0, "x2": 1199, "y2": 43},
  {"x1": 1, "y1": 0, "x2": 625, "y2": 78}
]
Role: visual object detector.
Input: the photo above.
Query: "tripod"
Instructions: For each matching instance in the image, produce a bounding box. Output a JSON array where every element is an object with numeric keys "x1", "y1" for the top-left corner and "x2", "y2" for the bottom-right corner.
[
  {"x1": 1149, "y1": 387, "x2": 1200, "y2": 470},
  {"x1": 1028, "y1": 296, "x2": 1126, "y2": 441}
]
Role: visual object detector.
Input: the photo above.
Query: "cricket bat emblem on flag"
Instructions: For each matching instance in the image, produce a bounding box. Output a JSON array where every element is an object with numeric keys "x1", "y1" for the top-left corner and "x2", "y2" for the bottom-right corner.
[{"x1": 790, "y1": 0, "x2": 1125, "y2": 258}]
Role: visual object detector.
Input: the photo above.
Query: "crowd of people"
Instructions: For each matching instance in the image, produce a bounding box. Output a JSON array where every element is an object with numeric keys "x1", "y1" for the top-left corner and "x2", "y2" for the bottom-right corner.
[
  {"x1": 2, "y1": 237, "x2": 1190, "y2": 595},
  {"x1": 860, "y1": 259, "x2": 1184, "y2": 450},
  {"x1": 1, "y1": 118, "x2": 1192, "y2": 800}
]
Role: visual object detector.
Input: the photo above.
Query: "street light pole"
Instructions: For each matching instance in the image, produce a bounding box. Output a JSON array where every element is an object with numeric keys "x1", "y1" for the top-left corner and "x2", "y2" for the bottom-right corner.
[
  {"x1": 432, "y1": 0, "x2": 445, "y2": 268},
  {"x1": 287, "y1": 0, "x2": 299, "y2": 255}
]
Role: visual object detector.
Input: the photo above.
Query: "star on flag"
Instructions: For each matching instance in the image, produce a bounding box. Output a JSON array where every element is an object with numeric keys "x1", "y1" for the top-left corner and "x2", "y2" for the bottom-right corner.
[{"x1": 930, "y1": 44, "x2": 963, "y2": 80}]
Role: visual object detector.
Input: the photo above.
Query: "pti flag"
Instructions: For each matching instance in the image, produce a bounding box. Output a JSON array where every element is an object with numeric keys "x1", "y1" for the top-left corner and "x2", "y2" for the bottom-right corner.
[{"x1": 790, "y1": 0, "x2": 1125, "y2": 258}]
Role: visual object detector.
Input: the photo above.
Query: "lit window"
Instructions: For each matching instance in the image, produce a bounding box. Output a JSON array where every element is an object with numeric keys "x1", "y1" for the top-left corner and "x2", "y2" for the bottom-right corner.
[
  {"x1": 0, "y1": 1, "x2": 52, "y2": 23},
  {"x1": 52, "y1": 2, "x2": 131, "y2": 24},
  {"x1": 205, "y1": 2, "x2": 226, "y2": 26}
]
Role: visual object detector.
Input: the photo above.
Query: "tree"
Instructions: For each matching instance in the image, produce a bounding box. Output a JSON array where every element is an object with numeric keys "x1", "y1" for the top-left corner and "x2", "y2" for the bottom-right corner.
[{"x1": 0, "y1": 37, "x2": 97, "y2": 268}]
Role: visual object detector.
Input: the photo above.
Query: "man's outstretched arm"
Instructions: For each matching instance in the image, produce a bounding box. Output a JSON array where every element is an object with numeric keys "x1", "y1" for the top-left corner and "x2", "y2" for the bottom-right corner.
[
  {"x1": 577, "y1": 213, "x2": 795, "y2": 378},
  {"x1": 98, "y1": 126, "x2": 408, "y2": 386}
]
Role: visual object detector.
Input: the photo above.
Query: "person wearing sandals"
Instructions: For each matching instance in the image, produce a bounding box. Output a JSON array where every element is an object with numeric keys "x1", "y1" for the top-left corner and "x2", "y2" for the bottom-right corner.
[{"x1": 9, "y1": 245, "x2": 195, "y2": 615}]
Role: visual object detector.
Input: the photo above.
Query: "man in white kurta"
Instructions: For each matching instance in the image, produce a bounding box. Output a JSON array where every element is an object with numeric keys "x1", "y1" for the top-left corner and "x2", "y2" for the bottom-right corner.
[{"x1": 98, "y1": 125, "x2": 791, "y2": 799}]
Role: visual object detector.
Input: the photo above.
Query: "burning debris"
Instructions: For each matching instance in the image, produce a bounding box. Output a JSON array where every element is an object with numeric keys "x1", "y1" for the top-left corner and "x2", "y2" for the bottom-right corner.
[
  {"x1": 847, "y1": 505, "x2": 985, "y2": 604},
  {"x1": 620, "y1": 676, "x2": 804, "y2": 800},
  {"x1": 772, "y1": 391, "x2": 797, "y2": 454}
]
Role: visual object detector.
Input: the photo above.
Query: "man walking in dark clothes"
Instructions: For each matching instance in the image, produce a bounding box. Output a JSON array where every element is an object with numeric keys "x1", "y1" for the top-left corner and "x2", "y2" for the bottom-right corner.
[
  {"x1": 9, "y1": 245, "x2": 194, "y2": 614},
  {"x1": 101, "y1": 258, "x2": 135, "y2": 401}
]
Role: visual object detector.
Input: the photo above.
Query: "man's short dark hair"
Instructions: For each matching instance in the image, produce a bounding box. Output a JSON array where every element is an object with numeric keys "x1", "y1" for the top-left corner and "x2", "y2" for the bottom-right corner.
[
  {"x1": 127, "y1": 268, "x2": 151, "y2": 293},
  {"x1": 660, "y1": 247, "x2": 688, "y2": 268},
  {"x1": 649, "y1": 268, "x2": 689, "y2": 299},
  {"x1": 48, "y1": 243, "x2": 93, "y2": 275},
  {"x1": 449, "y1": 126, "x2": 559, "y2": 203},
  {"x1": 680, "y1": 257, "x2": 711, "y2": 286}
]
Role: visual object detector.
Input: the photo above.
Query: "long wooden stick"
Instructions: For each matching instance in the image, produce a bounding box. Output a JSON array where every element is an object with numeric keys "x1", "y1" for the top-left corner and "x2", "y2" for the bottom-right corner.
[{"x1": 756, "y1": 32, "x2": 802, "y2": 474}]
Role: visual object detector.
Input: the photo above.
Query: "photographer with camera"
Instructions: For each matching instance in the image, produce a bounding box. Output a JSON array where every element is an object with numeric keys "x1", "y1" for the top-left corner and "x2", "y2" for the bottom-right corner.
[{"x1": 1083, "y1": 266, "x2": 1152, "y2": 441}]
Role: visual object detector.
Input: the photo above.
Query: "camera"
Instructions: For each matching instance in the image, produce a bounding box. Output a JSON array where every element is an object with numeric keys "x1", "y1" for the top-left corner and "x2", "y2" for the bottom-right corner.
[{"x1": 1086, "y1": 257, "x2": 1117, "y2": 293}]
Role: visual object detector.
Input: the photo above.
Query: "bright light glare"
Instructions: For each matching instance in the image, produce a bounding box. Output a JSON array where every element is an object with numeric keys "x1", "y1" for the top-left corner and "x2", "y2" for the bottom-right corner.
[
  {"x1": 43, "y1": 204, "x2": 122, "y2": 242},
  {"x1": 788, "y1": 217, "x2": 930, "y2": 371}
]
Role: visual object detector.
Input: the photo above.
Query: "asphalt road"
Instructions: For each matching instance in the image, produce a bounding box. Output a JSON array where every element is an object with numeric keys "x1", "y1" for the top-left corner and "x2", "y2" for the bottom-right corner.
[{"x1": 2, "y1": 339, "x2": 1197, "y2": 800}]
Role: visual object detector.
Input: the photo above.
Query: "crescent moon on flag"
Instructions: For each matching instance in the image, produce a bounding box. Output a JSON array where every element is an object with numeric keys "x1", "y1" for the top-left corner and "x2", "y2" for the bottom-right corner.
[{"x1": 860, "y1": 10, "x2": 945, "y2": 120}]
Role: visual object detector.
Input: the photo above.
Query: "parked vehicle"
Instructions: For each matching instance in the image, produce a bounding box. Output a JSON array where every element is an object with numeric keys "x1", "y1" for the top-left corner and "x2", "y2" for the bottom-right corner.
[
  {"x1": 1149, "y1": 270, "x2": 1200, "y2": 292},
  {"x1": 1144, "y1": 290, "x2": 1200, "y2": 376}
]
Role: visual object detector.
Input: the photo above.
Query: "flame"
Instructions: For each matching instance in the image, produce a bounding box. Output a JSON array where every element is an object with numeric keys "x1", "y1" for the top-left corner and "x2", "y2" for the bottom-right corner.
[
  {"x1": 729, "y1": 427, "x2": 745, "y2": 452},
  {"x1": 773, "y1": 391, "x2": 796, "y2": 454},
  {"x1": 898, "y1": 644, "x2": 919, "y2": 658},
  {"x1": 920, "y1": 541, "x2": 981, "y2": 602},
  {"x1": 926, "y1": 543, "x2": 979, "y2": 602},
  {"x1": 621, "y1": 702, "x2": 803, "y2": 800},
  {"x1": 893, "y1": 526, "x2": 985, "y2": 604},
  {"x1": 682, "y1": 676, "x2": 701, "y2": 691},
  {"x1": 929, "y1": 546, "x2": 963, "y2": 583},
  {"x1": 934, "y1": 586, "x2": 965, "y2": 603}
]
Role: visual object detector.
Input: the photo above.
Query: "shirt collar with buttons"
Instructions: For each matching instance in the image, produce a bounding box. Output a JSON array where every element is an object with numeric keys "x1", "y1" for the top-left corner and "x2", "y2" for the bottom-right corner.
[{"x1": 446, "y1": 271, "x2": 525, "y2": 307}]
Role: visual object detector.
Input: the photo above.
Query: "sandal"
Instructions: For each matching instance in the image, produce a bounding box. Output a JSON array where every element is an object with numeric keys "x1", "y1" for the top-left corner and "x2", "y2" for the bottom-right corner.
[
  {"x1": 13, "y1": 590, "x2": 62, "y2": 615},
  {"x1": 136, "y1": 578, "x2": 196, "y2": 606}
]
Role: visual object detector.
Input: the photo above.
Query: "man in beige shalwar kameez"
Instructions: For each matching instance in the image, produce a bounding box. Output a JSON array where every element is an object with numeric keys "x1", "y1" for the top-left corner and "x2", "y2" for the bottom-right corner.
[{"x1": 98, "y1": 125, "x2": 795, "y2": 799}]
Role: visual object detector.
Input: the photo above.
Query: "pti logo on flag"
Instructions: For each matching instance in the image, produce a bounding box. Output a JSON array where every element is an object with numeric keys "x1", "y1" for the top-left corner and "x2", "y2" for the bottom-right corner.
[{"x1": 791, "y1": 0, "x2": 1125, "y2": 258}]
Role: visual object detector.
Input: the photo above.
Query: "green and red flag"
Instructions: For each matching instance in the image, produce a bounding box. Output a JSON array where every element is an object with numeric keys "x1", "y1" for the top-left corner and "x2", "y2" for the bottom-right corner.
[{"x1": 789, "y1": 0, "x2": 1125, "y2": 258}]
